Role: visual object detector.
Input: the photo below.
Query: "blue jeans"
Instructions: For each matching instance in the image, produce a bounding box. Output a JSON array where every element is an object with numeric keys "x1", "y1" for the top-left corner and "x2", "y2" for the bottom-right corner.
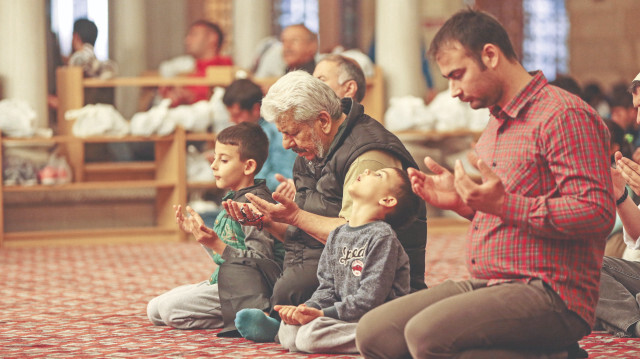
[{"x1": 595, "y1": 256, "x2": 640, "y2": 337}]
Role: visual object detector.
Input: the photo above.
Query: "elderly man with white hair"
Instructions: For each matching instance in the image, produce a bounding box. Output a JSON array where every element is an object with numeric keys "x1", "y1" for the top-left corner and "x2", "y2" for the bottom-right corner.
[{"x1": 216, "y1": 70, "x2": 427, "y2": 341}]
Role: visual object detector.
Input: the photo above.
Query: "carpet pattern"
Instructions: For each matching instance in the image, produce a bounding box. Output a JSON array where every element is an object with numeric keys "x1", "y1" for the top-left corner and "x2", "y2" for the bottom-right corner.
[{"x1": 1, "y1": 232, "x2": 639, "y2": 358}]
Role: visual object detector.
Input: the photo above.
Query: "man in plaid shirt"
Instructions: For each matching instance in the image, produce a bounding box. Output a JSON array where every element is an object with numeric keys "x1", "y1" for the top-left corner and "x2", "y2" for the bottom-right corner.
[{"x1": 356, "y1": 9, "x2": 615, "y2": 359}]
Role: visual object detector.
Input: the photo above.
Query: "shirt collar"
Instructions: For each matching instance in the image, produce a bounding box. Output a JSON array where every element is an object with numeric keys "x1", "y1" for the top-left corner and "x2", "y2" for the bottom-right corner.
[
  {"x1": 489, "y1": 70, "x2": 547, "y2": 120},
  {"x1": 222, "y1": 179, "x2": 266, "y2": 201}
]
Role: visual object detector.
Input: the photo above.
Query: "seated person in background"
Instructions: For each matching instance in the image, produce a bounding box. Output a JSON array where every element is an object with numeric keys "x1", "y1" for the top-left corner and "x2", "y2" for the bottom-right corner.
[
  {"x1": 549, "y1": 74, "x2": 582, "y2": 98},
  {"x1": 159, "y1": 20, "x2": 233, "y2": 107},
  {"x1": 603, "y1": 119, "x2": 629, "y2": 258},
  {"x1": 254, "y1": 24, "x2": 317, "y2": 77},
  {"x1": 68, "y1": 18, "x2": 116, "y2": 78},
  {"x1": 604, "y1": 119, "x2": 631, "y2": 163},
  {"x1": 596, "y1": 150, "x2": 640, "y2": 338},
  {"x1": 583, "y1": 82, "x2": 611, "y2": 119},
  {"x1": 282, "y1": 24, "x2": 317, "y2": 74},
  {"x1": 313, "y1": 54, "x2": 366, "y2": 103},
  {"x1": 239, "y1": 167, "x2": 417, "y2": 353},
  {"x1": 609, "y1": 83, "x2": 638, "y2": 155},
  {"x1": 220, "y1": 79, "x2": 297, "y2": 191},
  {"x1": 146, "y1": 122, "x2": 283, "y2": 329}
]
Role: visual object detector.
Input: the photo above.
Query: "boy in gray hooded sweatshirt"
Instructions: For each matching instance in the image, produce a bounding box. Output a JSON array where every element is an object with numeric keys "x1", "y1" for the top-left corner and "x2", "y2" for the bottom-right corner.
[{"x1": 237, "y1": 167, "x2": 419, "y2": 353}]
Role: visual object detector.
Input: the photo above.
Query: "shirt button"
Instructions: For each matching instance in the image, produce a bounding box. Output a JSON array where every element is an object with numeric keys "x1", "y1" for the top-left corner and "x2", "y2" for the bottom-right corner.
[
  {"x1": 492, "y1": 161, "x2": 497, "y2": 167},
  {"x1": 473, "y1": 225, "x2": 479, "y2": 230},
  {"x1": 471, "y1": 259, "x2": 476, "y2": 264}
]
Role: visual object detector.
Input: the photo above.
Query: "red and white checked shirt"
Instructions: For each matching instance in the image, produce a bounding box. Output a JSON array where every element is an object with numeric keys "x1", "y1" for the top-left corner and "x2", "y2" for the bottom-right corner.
[{"x1": 471, "y1": 71, "x2": 615, "y2": 326}]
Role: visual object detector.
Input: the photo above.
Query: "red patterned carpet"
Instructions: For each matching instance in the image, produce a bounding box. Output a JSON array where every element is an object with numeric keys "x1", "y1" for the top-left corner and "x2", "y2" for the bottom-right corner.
[{"x1": 1, "y1": 232, "x2": 639, "y2": 358}]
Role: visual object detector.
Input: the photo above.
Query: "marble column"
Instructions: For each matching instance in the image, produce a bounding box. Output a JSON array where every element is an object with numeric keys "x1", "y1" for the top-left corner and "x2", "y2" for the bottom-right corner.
[
  {"x1": 0, "y1": 0, "x2": 49, "y2": 128},
  {"x1": 110, "y1": 0, "x2": 147, "y2": 119},
  {"x1": 232, "y1": 0, "x2": 272, "y2": 71},
  {"x1": 375, "y1": 0, "x2": 426, "y2": 102}
]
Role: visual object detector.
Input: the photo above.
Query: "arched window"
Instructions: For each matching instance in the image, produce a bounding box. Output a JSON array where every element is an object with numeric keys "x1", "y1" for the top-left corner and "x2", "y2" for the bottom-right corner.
[{"x1": 522, "y1": 0, "x2": 569, "y2": 80}]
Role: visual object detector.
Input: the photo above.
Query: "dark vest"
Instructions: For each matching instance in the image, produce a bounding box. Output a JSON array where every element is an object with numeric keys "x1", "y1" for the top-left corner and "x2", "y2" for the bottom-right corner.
[{"x1": 285, "y1": 99, "x2": 428, "y2": 290}]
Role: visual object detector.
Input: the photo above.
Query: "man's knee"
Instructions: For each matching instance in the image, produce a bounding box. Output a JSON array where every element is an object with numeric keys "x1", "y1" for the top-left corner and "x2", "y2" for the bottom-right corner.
[
  {"x1": 271, "y1": 267, "x2": 319, "y2": 306},
  {"x1": 146, "y1": 297, "x2": 165, "y2": 326},
  {"x1": 404, "y1": 315, "x2": 446, "y2": 358},
  {"x1": 356, "y1": 310, "x2": 384, "y2": 356}
]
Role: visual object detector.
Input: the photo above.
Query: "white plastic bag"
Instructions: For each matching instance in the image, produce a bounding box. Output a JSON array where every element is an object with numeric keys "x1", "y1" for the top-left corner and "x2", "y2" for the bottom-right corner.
[
  {"x1": 209, "y1": 87, "x2": 232, "y2": 131},
  {"x1": 158, "y1": 55, "x2": 196, "y2": 78},
  {"x1": 65, "y1": 104, "x2": 130, "y2": 137},
  {"x1": 384, "y1": 96, "x2": 435, "y2": 132},
  {"x1": 186, "y1": 145, "x2": 215, "y2": 183},
  {"x1": 130, "y1": 98, "x2": 172, "y2": 136},
  {"x1": 172, "y1": 100, "x2": 212, "y2": 133},
  {"x1": 0, "y1": 99, "x2": 37, "y2": 137}
]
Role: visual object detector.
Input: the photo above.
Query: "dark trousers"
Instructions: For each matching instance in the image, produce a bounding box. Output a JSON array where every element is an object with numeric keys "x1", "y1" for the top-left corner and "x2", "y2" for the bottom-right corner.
[
  {"x1": 356, "y1": 279, "x2": 590, "y2": 359},
  {"x1": 217, "y1": 256, "x2": 320, "y2": 335},
  {"x1": 595, "y1": 256, "x2": 640, "y2": 337}
]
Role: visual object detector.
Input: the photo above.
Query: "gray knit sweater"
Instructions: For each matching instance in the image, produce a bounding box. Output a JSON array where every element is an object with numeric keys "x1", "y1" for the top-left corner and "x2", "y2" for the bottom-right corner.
[{"x1": 305, "y1": 221, "x2": 410, "y2": 322}]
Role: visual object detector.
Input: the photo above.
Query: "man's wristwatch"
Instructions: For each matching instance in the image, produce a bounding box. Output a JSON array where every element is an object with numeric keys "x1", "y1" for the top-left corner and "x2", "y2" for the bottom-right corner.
[{"x1": 616, "y1": 187, "x2": 629, "y2": 206}]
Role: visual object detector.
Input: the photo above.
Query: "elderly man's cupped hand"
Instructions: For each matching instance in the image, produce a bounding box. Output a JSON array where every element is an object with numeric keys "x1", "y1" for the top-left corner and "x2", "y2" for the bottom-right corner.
[{"x1": 222, "y1": 191, "x2": 301, "y2": 229}]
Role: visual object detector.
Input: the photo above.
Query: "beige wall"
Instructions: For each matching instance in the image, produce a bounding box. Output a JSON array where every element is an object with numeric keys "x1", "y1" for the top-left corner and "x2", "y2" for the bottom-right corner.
[{"x1": 567, "y1": 0, "x2": 640, "y2": 91}]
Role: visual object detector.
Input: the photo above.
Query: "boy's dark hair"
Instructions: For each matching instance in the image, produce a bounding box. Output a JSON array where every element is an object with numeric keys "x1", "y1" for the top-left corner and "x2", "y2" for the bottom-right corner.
[
  {"x1": 73, "y1": 18, "x2": 98, "y2": 46},
  {"x1": 216, "y1": 122, "x2": 268, "y2": 173},
  {"x1": 384, "y1": 168, "x2": 420, "y2": 229},
  {"x1": 222, "y1": 79, "x2": 263, "y2": 111},
  {"x1": 191, "y1": 20, "x2": 224, "y2": 51},
  {"x1": 428, "y1": 9, "x2": 518, "y2": 66}
]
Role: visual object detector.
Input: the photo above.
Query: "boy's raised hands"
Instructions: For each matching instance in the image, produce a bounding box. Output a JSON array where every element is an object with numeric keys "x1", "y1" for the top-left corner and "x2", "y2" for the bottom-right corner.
[{"x1": 174, "y1": 204, "x2": 220, "y2": 249}]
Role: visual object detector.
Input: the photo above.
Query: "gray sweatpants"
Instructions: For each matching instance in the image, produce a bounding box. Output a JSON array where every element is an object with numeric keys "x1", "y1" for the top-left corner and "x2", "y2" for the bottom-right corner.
[
  {"x1": 278, "y1": 316, "x2": 358, "y2": 354},
  {"x1": 147, "y1": 280, "x2": 223, "y2": 329}
]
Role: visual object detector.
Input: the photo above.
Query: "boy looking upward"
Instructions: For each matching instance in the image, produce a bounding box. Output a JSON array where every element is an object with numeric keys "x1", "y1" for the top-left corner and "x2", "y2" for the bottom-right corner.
[
  {"x1": 147, "y1": 122, "x2": 283, "y2": 329},
  {"x1": 235, "y1": 167, "x2": 418, "y2": 354}
]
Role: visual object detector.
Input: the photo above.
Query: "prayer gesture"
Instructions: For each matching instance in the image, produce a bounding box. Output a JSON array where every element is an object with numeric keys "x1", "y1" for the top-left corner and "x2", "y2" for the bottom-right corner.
[
  {"x1": 244, "y1": 191, "x2": 301, "y2": 227},
  {"x1": 222, "y1": 200, "x2": 268, "y2": 229},
  {"x1": 408, "y1": 156, "x2": 474, "y2": 218},
  {"x1": 174, "y1": 205, "x2": 219, "y2": 248},
  {"x1": 453, "y1": 154, "x2": 505, "y2": 217},
  {"x1": 615, "y1": 151, "x2": 640, "y2": 196},
  {"x1": 274, "y1": 304, "x2": 323, "y2": 325},
  {"x1": 274, "y1": 173, "x2": 296, "y2": 201}
]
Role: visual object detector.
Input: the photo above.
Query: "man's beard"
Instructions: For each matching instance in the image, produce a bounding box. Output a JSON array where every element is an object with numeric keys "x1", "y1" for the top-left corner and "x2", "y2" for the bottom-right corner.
[{"x1": 292, "y1": 130, "x2": 327, "y2": 160}]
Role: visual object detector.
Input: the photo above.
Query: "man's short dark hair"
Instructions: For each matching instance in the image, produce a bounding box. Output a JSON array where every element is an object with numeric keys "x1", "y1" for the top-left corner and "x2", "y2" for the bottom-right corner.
[
  {"x1": 73, "y1": 18, "x2": 98, "y2": 46},
  {"x1": 191, "y1": 20, "x2": 224, "y2": 51},
  {"x1": 428, "y1": 9, "x2": 518, "y2": 66},
  {"x1": 222, "y1": 79, "x2": 263, "y2": 111},
  {"x1": 384, "y1": 168, "x2": 420, "y2": 229},
  {"x1": 216, "y1": 122, "x2": 268, "y2": 173},
  {"x1": 320, "y1": 54, "x2": 367, "y2": 102}
]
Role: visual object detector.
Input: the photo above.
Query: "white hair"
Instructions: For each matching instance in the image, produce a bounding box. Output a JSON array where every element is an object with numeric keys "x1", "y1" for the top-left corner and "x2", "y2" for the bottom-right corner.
[{"x1": 261, "y1": 70, "x2": 342, "y2": 125}]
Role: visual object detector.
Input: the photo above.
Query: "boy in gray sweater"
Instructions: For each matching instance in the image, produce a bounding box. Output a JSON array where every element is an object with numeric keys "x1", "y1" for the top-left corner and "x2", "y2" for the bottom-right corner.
[{"x1": 236, "y1": 167, "x2": 419, "y2": 353}]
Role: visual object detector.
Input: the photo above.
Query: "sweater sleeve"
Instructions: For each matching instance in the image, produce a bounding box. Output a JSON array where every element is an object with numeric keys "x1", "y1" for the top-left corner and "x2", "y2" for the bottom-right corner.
[
  {"x1": 305, "y1": 229, "x2": 339, "y2": 310},
  {"x1": 327, "y1": 226, "x2": 409, "y2": 322}
]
